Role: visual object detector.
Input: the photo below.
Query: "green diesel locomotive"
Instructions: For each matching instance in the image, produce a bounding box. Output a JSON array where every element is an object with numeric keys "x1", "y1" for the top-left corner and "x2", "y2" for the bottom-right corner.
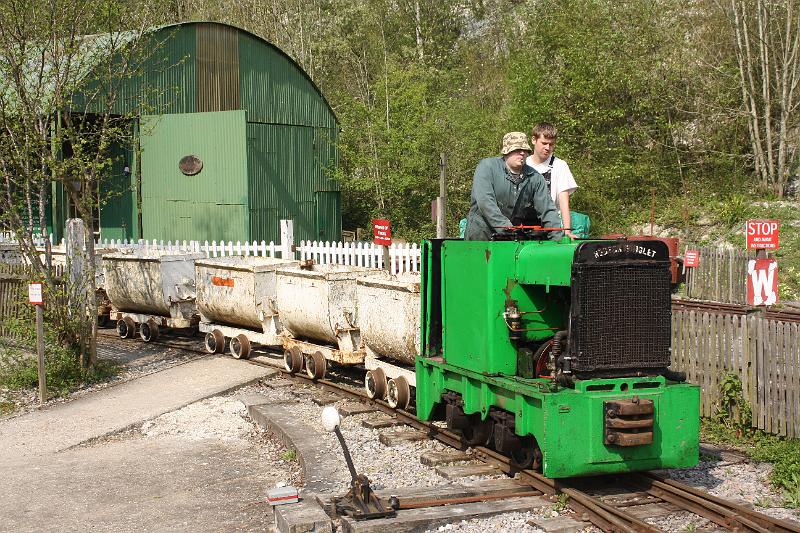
[{"x1": 415, "y1": 234, "x2": 700, "y2": 478}]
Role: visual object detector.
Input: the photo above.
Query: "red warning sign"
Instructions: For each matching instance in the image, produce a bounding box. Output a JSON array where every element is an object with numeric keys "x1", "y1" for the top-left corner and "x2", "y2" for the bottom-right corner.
[
  {"x1": 373, "y1": 219, "x2": 392, "y2": 246},
  {"x1": 747, "y1": 259, "x2": 778, "y2": 306},
  {"x1": 746, "y1": 219, "x2": 780, "y2": 250},
  {"x1": 684, "y1": 250, "x2": 700, "y2": 268}
]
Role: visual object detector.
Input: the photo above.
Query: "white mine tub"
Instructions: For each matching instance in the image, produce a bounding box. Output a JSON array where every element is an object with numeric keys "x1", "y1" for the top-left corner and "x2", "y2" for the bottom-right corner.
[
  {"x1": 103, "y1": 251, "x2": 205, "y2": 340},
  {"x1": 357, "y1": 272, "x2": 421, "y2": 409},
  {"x1": 195, "y1": 256, "x2": 297, "y2": 358},
  {"x1": 276, "y1": 264, "x2": 380, "y2": 377}
]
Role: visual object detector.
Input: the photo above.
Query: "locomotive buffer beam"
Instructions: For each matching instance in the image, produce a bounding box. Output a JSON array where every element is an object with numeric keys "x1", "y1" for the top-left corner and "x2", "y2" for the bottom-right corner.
[{"x1": 604, "y1": 397, "x2": 654, "y2": 447}]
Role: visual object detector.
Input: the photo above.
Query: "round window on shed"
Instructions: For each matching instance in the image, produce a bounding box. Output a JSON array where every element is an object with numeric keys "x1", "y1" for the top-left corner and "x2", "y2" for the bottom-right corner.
[{"x1": 179, "y1": 155, "x2": 203, "y2": 176}]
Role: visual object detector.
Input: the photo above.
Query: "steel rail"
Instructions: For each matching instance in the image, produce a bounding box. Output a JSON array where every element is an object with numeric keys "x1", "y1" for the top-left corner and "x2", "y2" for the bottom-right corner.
[
  {"x1": 98, "y1": 332, "x2": 800, "y2": 533},
  {"x1": 640, "y1": 473, "x2": 800, "y2": 533}
]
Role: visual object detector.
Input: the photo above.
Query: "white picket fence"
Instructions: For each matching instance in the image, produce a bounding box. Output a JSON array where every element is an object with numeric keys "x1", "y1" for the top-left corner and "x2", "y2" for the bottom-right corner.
[{"x1": 3, "y1": 234, "x2": 422, "y2": 275}]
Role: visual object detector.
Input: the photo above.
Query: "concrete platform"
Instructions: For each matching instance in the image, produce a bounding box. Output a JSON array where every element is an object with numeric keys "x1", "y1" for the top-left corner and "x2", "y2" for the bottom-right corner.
[
  {"x1": 340, "y1": 495, "x2": 549, "y2": 532},
  {"x1": 249, "y1": 402, "x2": 349, "y2": 494},
  {"x1": 0, "y1": 355, "x2": 276, "y2": 463}
]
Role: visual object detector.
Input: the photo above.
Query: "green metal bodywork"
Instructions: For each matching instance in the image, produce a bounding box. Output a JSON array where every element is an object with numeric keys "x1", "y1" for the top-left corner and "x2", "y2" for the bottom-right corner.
[{"x1": 415, "y1": 239, "x2": 700, "y2": 478}]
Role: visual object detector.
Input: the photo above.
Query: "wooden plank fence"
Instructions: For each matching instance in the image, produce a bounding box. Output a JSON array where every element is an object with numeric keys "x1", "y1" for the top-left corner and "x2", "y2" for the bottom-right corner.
[
  {"x1": 672, "y1": 309, "x2": 800, "y2": 438},
  {"x1": 683, "y1": 246, "x2": 767, "y2": 304}
]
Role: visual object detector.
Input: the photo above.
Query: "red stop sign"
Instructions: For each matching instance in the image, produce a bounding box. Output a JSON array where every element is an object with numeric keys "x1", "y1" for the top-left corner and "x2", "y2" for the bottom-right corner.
[{"x1": 746, "y1": 219, "x2": 780, "y2": 250}]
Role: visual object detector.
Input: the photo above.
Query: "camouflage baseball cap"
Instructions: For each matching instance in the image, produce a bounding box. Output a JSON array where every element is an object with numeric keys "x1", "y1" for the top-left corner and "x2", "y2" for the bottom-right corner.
[{"x1": 501, "y1": 132, "x2": 533, "y2": 155}]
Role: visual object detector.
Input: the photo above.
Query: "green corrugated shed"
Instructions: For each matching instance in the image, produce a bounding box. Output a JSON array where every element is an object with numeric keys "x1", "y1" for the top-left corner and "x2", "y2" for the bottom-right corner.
[{"x1": 49, "y1": 21, "x2": 340, "y2": 245}]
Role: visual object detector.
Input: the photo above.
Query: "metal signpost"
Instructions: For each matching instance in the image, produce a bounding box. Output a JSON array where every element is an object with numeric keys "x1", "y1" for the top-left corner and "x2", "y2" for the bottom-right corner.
[{"x1": 28, "y1": 283, "x2": 47, "y2": 404}]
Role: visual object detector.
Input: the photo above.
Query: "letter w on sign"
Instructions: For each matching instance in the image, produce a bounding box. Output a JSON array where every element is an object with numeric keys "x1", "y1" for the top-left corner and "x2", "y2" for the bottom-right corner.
[{"x1": 747, "y1": 259, "x2": 778, "y2": 306}]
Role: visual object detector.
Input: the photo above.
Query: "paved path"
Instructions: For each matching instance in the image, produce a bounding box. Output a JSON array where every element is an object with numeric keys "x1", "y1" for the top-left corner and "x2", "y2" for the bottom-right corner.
[
  {"x1": 0, "y1": 345, "x2": 287, "y2": 532},
  {"x1": 0, "y1": 355, "x2": 273, "y2": 463}
]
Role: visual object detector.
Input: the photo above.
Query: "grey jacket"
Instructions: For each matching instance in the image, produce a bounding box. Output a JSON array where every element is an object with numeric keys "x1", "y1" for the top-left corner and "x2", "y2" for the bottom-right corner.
[{"x1": 465, "y1": 157, "x2": 563, "y2": 241}]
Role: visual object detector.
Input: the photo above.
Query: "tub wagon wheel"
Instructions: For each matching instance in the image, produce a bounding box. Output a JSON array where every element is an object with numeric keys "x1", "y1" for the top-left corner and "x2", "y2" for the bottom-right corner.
[
  {"x1": 461, "y1": 416, "x2": 492, "y2": 447},
  {"x1": 229, "y1": 334, "x2": 251, "y2": 359},
  {"x1": 305, "y1": 351, "x2": 327, "y2": 380},
  {"x1": 204, "y1": 329, "x2": 226, "y2": 354},
  {"x1": 364, "y1": 368, "x2": 387, "y2": 400},
  {"x1": 386, "y1": 376, "x2": 411, "y2": 410},
  {"x1": 283, "y1": 345, "x2": 304, "y2": 373},
  {"x1": 139, "y1": 319, "x2": 160, "y2": 342},
  {"x1": 116, "y1": 316, "x2": 137, "y2": 339}
]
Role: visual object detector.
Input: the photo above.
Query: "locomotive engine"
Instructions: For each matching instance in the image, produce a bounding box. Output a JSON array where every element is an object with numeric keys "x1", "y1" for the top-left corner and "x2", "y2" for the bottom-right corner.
[{"x1": 415, "y1": 234, "x2": 700, "y2": 478}]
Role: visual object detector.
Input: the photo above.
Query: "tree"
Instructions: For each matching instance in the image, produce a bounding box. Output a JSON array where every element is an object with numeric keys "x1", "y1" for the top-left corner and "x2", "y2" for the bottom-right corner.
[
  {"x1": 0, "y1": 0, "x2": 161, "y2": 368},
  {"x1": 727, "y1": 0, "x2": 800, "y2": 197}
]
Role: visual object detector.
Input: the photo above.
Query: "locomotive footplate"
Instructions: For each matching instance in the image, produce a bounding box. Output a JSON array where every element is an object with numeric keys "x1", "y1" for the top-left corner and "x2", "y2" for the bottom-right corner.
[{"x1": 604, "y1": 397, "x2": 654, "y2": 447}]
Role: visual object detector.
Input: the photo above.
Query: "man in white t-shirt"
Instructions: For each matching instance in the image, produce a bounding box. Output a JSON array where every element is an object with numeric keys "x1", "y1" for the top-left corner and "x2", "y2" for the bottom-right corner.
[{"x1": 525, "y1": 122, "x2": 579, "y2": 239}]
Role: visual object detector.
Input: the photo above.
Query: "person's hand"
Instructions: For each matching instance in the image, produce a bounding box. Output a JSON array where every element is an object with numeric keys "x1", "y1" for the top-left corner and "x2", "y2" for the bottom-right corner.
[{"x1": 565, "y1": 231, "x2": 578, "y2": 240}]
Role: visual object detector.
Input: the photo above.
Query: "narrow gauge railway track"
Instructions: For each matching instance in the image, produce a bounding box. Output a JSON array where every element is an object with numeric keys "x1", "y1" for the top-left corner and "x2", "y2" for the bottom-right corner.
[
  {"x1": 100, "y1": 331, "x2": 800, "y2": 533},
  {"x1": 672, "y1": 298, "x2": 800, "y2": 323}
]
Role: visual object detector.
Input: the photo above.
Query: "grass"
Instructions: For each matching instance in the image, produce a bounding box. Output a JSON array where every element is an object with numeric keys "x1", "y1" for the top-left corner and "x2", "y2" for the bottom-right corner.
[
  {"x1": 280, "y1": 449, "x2": 297, "y2": 462},
  {"x1": 702, "y1": 419, "x2": 800, "y2": 508},
  {"x1": 0, "y1": 317, "x2": 121, "y2": 406}
]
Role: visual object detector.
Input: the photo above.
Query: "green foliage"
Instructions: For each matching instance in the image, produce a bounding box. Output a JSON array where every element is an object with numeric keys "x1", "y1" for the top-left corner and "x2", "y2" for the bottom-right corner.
[
  {"x1": 280, "y1": 449, "x2": 297, "y2": 461},
  {"x1": 552, "y1": 493, "x2": 569, "y2": 512},
  {"x1": 0, "y1": 317, "x2": 119, "y2": 396},
  {"x1": 702, "y1": 418, "x2": 800, "y2": 508},
  {"x1": 714, "y1": 194, "x2": 754, "y2": 228},
  {"x1": 714, "y1": 373, "x2": 752, "y2": 430}
]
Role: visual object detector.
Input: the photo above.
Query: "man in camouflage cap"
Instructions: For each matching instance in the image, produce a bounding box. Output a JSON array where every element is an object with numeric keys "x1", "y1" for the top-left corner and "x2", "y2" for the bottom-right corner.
[{"x1": 464, "y1": 131, "x2": 562, "y2": 240}]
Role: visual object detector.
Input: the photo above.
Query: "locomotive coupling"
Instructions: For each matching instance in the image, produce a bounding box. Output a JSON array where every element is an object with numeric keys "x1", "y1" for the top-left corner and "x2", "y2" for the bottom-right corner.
[{"x1": 604, "y1": 397, "x2": 655, "y2": 447}]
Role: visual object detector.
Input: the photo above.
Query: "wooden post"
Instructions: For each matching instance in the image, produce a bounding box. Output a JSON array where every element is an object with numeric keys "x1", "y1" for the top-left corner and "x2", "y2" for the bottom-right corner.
[
  {"x1": 437, "y1": 153, "x2": 447, "y2": 238},
  {"x1": 280, "y1": 219, "x2": 295, "y2": 259},
  {"x1": 36, "y1": 303, "x2": 46, "y2": 404},
  {"x1": 65, "y1": 219, "x2": 89, "y2": 367}
]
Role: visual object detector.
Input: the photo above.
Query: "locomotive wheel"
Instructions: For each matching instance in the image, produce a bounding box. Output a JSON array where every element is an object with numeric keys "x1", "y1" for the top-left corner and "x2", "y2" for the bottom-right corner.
[
  {"x1": 534, "y1": 340, "x2": 554, "y2": 378},
  {"x1": 230, "y1": 334, "x2": 251, "y2": 359},
  {"x1": 364, "y1": 368, "x2": 387, "y2": 399},
  {"x1": 509, "y1": 436, "x2": 542, "y2": 471},
  {"x1": 139, "y1": 320, "x2": 159, "y2": 342},
  {"x1": 461, "y1": 417, "x2": 492, "y2": 447},
  {"x1": 117, "y1": 317, "x2": 136, "y2": 339},
  {"x1": 387, "y1": 376, "x2": 410, "y2": 410},
  {"x1": 204, "y1": 330, "x2": 226, "y2": 354},
  {"x1": 305, "y1": 351, "x2": 327, "y2": 380},
  {"x1": 283, "y1": 346, "x2": 303, "y2": 373}
]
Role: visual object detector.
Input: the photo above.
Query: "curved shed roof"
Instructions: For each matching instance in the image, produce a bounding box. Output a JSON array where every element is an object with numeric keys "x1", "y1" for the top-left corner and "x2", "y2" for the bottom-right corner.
[{"x1": 75, "y1": 21, "x2": 337, "y2": 128}]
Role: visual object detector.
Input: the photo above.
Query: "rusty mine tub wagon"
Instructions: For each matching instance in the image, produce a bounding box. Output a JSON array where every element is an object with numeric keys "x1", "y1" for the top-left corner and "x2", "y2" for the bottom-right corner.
[
  {"x1": 356, "y1": 272, "x2": 421, "y2": 409},
  {"x1": 276, "y1": 264, "x2": 381, "y2": 380},
  {"x1": 103, "y1": 251, "x2": 206, "y2": 342},
  {"x1": 195, "y1": 256, "x2": 298, "y2": 359}
]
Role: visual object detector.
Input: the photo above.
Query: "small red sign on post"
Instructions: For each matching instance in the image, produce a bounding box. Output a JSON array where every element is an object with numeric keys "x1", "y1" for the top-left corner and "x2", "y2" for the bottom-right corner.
[
  {"x1": 373, "y1": 219, "x2": 392, "y2": 246},
  {"x1": 28, "y1": 283, "x2": 43, "y2": 305},
  {"x1": 684, "y1": 249, "x2": 700, "y2": 268},
  {"x1": 746, "y1": 219, "x2": 780, "y2": 250},
  {"x1": 747, "y1": 259, "x2": 778, "y2": 306}
]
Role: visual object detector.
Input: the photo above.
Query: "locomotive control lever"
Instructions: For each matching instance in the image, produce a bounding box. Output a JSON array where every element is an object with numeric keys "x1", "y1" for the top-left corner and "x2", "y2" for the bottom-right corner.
[{"x1": 322, "y1": 406, "x2": 397, "y2": 520}]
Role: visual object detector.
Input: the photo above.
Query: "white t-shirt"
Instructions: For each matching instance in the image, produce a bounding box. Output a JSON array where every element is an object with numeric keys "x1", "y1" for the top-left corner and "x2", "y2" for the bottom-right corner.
[{"x1": 525, "y1": 155, "x2": 578, "y2": 208}]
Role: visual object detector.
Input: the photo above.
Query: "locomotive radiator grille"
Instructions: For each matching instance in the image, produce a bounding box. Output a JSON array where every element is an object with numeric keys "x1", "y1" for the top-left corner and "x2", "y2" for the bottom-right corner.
[{"x1": 571, "y1": 263, "x2": 672, "y2": 372}]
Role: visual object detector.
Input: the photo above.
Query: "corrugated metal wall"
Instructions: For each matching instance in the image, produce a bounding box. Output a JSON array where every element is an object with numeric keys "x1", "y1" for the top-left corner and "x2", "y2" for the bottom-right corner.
[
  {"x1": 196, "y1": 23, "x2": 240, "y2": 112},
  {"x1": 140, "y1": 111, "x2": 249, "y2": 241},
  {"x1": 247, "y1": 123, "x2": 340, "y2": 243},
  {"x1": 238, "y1": 32, "x2": 337, "y2": 129},
  {"x1": 65, "y1": 22, "x2": 341, "y2": 244}
]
